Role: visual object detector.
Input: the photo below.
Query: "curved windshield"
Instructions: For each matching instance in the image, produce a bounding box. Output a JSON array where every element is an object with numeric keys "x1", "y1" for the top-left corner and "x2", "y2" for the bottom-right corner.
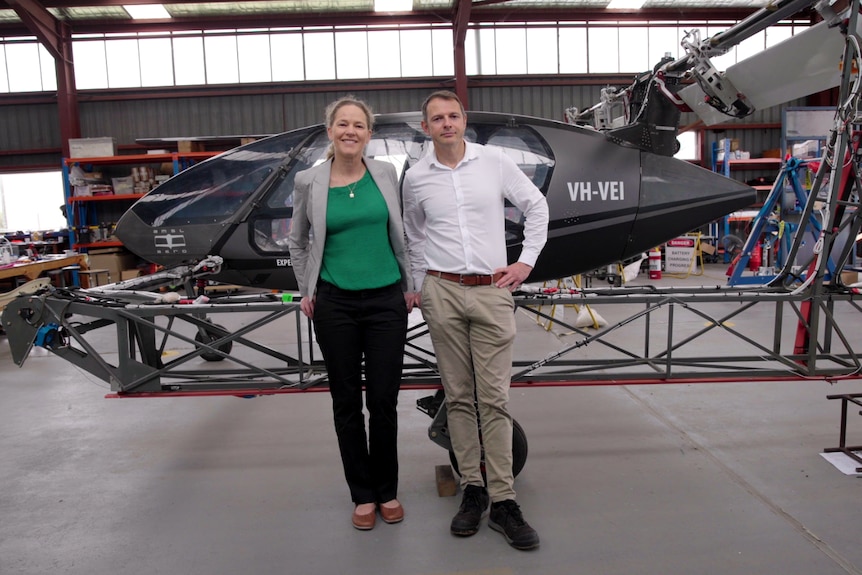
[
  {"x1": 252, "y1": 128, "x2": 329, "y2": 253},
  {"x1": 129, "y1": 127, "x2": 319, "y2": 227},
  {"x1": 263, "y1": 127, "x2": 329, "y2": 210},
  {"x1": 366, "y1": 121, "x2": 431, "y2": 180}
]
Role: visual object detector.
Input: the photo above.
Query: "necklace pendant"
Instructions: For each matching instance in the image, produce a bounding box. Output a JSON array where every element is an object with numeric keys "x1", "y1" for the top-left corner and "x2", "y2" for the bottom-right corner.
[{"x1": 349, "y1": 190, "x2": 355, "y2": 198}]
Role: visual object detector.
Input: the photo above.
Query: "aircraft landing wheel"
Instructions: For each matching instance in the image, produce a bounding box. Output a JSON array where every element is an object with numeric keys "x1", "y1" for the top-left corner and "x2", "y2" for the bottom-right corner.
[
  {"x1": 448, "y1": 419, "x2": 528, "y2": 480},
  {"x1": 195, "y1": 323, "x2": 233, "y2": 362}
]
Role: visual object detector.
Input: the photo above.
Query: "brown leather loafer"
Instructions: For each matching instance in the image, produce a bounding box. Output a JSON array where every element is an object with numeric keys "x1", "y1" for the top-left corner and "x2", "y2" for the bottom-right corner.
[
  {"x1": 379, "y1": 500, "x2": 404, "y2": 524},
  {"x1": 352, "y1": 505, "x2": 377, "y2": 530}
]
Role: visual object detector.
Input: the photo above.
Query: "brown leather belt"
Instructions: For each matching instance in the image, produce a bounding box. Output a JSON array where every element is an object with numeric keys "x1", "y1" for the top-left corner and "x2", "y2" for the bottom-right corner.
[{"x1": 427, "y1": 270, "x2": 503, "y2": 286}]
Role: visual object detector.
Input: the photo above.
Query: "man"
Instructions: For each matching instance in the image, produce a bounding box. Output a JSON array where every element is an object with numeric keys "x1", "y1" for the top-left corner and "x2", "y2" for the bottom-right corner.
[{"x1": 402, "y1": 90, "x2": 549, "y2": 550}]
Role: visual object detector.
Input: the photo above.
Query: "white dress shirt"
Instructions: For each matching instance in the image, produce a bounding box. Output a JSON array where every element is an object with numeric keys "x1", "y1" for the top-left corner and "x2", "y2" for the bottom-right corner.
[{"x1": 402, "y1": 141, "x2": 549, "y2": 291}]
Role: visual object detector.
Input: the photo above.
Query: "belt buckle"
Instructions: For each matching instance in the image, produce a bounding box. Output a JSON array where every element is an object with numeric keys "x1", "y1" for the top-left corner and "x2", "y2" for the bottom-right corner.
[{"x1": 458, "y1": 274, "x2": 468, "y2": 286}]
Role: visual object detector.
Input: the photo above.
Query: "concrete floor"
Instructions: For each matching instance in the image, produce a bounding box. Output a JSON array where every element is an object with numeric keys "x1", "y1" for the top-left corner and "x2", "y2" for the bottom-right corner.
[{"x1": 2, "y1": 265, "x2": 861, "y2": 575}]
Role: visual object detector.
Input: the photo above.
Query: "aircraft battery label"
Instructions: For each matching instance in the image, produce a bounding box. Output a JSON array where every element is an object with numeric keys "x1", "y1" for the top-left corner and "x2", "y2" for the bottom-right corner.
[
  {"x1": 566, "y1": 181, "x2": 625, "y2": 201},
  {"x1": 153, "y1": 229, "x2": 188, "y2": 254}
]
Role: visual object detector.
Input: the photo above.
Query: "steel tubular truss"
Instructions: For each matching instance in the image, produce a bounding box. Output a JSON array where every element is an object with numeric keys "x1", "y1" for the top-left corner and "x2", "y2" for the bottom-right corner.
[
  {"x1": 510, "y1": 287, "x2": 862, "y2": 385},
  {"x1": 6, "y1": 6, "x2": 862, "y2": 398},
  {"x1": 3, "y1": 283, "x2": 862, "y2": 398}
]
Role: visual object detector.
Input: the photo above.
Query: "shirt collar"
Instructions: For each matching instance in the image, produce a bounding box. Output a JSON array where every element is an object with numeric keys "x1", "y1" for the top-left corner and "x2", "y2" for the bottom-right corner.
[{"x1": 427, "y1": 140, "x2": 479, "y2": 169}]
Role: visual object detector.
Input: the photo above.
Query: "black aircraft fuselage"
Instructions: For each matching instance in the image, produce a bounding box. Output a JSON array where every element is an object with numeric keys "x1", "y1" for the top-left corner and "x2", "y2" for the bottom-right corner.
[{"x1": 116, "y1": 112, "x2": 754, "y2": 290}]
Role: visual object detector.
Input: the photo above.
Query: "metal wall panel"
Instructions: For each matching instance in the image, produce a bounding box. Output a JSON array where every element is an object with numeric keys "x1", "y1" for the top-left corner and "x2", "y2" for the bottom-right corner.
[
  {"x1": 469, "y1": 84, "x2": 603, "y2": 121},
  {"x1": 75, "y1": 87, "x2": 444, "y2": 145},
  {"x1": 0, "y1": 85, "x2": 809, "y2": 171},
  {"x1": 80, "y1": 95, "x2": 290, "y2": 142},
  {"x1": 0, "y1": 103, "x2": 61, "y2": 150}
]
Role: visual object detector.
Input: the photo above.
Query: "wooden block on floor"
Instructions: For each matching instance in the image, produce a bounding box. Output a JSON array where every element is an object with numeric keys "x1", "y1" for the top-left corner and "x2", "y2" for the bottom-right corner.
[{"x1": 435, "y1": 464, "x2": 458, "y2": 497}]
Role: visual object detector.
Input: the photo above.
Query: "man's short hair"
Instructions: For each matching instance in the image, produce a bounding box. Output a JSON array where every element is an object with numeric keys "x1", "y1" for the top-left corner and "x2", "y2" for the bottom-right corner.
[{"x1": 421, "y1": 90, "x2": 465, "y2": 122}]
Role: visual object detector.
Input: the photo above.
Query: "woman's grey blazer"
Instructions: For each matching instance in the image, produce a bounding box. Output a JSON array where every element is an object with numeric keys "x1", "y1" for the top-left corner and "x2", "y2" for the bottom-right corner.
[{"x1": 287, "y1": 157, "x2": 412, "y2": 299}]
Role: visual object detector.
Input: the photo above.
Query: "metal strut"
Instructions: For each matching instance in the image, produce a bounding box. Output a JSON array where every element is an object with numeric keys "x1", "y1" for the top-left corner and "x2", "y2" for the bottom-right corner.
[{"x1": 3, "y1": 281, "x2": 862, "y2": 397}]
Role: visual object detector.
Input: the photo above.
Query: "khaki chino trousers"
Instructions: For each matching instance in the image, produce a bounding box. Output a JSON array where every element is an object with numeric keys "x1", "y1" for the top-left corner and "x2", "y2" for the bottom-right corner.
[{"x1": 421, "y1": 274, "x2": 517, "y2": 502}]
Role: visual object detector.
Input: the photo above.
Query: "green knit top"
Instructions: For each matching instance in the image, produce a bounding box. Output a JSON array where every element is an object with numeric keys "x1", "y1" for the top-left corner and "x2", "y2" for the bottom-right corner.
[{"x1": 320, "y1": 170, "x2": 402, "y2": 290}]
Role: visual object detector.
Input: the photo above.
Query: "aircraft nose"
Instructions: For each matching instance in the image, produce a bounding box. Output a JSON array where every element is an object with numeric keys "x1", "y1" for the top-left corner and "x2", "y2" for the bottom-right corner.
[{"x1": 629, "y1": 152, "x2": 756, "y2": 252}]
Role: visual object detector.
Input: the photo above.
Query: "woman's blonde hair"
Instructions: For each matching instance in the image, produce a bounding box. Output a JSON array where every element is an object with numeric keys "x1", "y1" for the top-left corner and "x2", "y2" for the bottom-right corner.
[{"x1": 324, "y1": 95, "x2": 374, "y2": 160}]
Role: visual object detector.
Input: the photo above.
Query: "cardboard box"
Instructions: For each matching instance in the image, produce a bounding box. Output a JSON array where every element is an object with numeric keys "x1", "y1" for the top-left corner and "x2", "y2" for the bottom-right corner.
[
  {"x1": 840, "y1": 271, "x2": 860, "y2": 285},
  {"x1": 111, "y1": 176, "x2": 134, "y2": 195},
  {"x1": 120, "y1": 269, "x2": 141, "y2": 281},
  {"x1": 69, "y1": 137, "x2": 117, "y2": 158},
  {"x1": 792, "y1": 139, "x2": 821, "y2": 158},
  {"x1": 700, "y1": 242, "x2": 717, "y2": 256},
  {"x1": 718, "y1": 138, "x2": 739, "y2": 152},
  {"x1": 178, "y1": 140, "x2": 205, "y2": 153},
  {"x1": 87, "y1": 249, "x2": 137, "y2": 284},
  {"x1": 717, "y1": 150, "x2": 750, "y2": 162}
]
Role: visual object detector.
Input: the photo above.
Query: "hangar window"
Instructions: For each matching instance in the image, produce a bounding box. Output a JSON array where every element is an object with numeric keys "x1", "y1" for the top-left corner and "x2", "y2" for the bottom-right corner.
[{"x1": 0, "y1": 20, "x2": 809, "y2": 94}]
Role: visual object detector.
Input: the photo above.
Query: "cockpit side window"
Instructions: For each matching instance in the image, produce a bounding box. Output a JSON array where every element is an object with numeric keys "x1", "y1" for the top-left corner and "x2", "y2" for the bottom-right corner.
[
  {"x1": 480, "y1": 126, "x2": 555, "y2": 192},
  {"x1": 475, "y1": 125, "x2": 555, "y2": 245},
  {"x1": 252, "y1": 217, "x2": 293, "y2": 253}
]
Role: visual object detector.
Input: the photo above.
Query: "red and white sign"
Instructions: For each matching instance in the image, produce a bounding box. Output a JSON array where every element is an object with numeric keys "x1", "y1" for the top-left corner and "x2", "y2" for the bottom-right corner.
[{"x1": 665, "y1": 237, "x2": 697, "y2": 273}]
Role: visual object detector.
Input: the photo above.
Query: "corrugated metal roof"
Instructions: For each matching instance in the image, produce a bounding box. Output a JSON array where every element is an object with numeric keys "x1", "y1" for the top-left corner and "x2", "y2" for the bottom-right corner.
[
  {"x1": 0, "y1": 0, "x2": 779, "y2": 27},
  {"x1": 50, "y1": 6, "x2": 130, "y2": 20},
  {"x1": 165, "y1": 2, "x2": 371, "y2": 18}
]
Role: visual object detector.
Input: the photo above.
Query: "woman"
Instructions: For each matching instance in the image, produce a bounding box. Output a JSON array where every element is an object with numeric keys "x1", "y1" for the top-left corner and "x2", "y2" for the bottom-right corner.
[{"x1": 288, "y1": 96, "x2": 412, "y2": 531}]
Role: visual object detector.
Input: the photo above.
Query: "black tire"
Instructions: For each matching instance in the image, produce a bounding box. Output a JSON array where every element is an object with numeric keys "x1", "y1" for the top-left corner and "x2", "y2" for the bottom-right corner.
[
  {"x1": 448, "y1": 419, "x2": 528, "y2": 479},
  {"x1": 194, "y1": 323, "x2": 232, "y2": 362}
]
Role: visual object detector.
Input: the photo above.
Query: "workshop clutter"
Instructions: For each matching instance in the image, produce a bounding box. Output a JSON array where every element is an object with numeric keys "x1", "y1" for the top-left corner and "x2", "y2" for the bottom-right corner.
[
  {"x1": 0, "y1": 236, "x2": 14, "y2": 265},
  {"x1": 68, "y1": 163, "x2": 168, "y2": 197},
  {"x1": 76, "y1": 223, "x2": 117, "y2": 244},
  {"x1": 86, "y1": 247, "x2": 138, "y2": 285}
]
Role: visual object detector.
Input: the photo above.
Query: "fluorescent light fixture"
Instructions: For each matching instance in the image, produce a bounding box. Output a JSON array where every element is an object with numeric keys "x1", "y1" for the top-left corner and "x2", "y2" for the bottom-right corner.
[
  {"x1": 607, "y1": 0, "x2": 646, "y2": 9},
  {"x1": 374, "y1": 0, "x2": 412, "y2": 12},
  {"x1": 123, "y1": 4, "x2": 172, "y2": 19}
]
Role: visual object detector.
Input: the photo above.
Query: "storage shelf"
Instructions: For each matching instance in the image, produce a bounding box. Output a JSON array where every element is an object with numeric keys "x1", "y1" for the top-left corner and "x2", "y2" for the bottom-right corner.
[
  {"x1": 69, "y1": 193, "x2": 146, "y2": 203},
  {"x1": 64, "y1": 151, "x2": 219, "y2": 166},
  {"x1": 715, "y1": 158, "x2": 782, "y2": 169},
  {"x1": 704, "y1": 122, "x2": 781, "y2": 130},
  {"x1": 62, "y1": 151, "x2": 222, "y2": 252},
  {"x1": 73, "y1": 241, "x2": 124, "y2": 249}
]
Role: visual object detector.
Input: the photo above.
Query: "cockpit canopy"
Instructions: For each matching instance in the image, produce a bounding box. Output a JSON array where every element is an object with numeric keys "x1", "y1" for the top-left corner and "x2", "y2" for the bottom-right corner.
[{"x1": 117, "y1": 112, "x2": 557, "y2": 268}]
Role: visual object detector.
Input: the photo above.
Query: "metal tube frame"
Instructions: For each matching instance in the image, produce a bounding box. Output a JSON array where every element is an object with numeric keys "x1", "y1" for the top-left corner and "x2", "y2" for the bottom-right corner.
[{"x1": 4, "y1": 282, "x2": 862, "y2": 396}]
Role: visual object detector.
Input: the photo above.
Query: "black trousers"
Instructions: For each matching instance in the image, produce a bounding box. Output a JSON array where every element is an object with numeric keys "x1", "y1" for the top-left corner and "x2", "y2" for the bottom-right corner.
[{"x1": 312, "y1": 280, "x2": 408, "y2": 505}]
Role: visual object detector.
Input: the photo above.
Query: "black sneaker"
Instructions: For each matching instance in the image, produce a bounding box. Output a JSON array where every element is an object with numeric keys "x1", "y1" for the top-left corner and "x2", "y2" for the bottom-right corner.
[
  {"x1": 450, "y1": 485, "x2": 490, "y2": 536},
  {"x1": 489, "y1": 499, "x2": 540, "y2": 550}
]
